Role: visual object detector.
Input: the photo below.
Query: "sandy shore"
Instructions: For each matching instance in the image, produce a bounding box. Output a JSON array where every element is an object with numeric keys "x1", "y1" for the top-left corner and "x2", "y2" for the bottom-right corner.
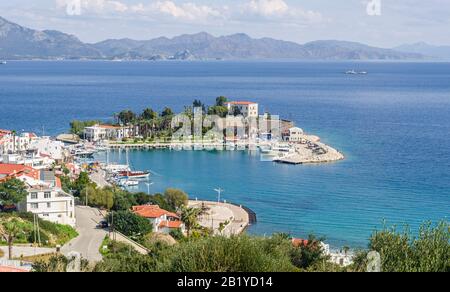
[{"x1": 188, "y1": 200, "x2": 250, "y2": 236}]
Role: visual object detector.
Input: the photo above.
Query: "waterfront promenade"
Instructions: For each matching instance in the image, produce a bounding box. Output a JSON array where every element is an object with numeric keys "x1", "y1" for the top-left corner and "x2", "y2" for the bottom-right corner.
[{"x1": 189, "y1": 200, "x2": 251, "y2": 236}]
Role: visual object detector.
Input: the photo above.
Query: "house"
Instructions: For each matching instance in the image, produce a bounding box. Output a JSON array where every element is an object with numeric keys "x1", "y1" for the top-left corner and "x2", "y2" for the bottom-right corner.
[
  {"x1": 29, "y1": 137, "x2": 68, "y2": 163},
  {"x1": 0, "y1": 130, "x2": 37, "y2": 155},
  {"x1": 287, "y1": 127, "x2": 305, "y2": 142},
  {"x1": 132, "y1": 205, "x2": 184, "y2": 234},
  {"x1": 0, "y1": 130, "x2": 12, "y2": 157},
  {"x1": 2, "y1": 153, "x2": 55, "y2": 170},
  {"x1": 0, "y1": 164, "x2": 76, "y2": 227},
  {"x1": 83, "y1": 124, "x2": 137, "y2": 142},
  {"x1": 225, "y1": 101, "x2": 259, "y2": 118}
]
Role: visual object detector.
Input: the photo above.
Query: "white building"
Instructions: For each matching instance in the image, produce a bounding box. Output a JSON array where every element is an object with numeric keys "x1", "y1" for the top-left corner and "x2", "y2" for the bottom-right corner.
[
  {"x1": 226, "y1": 101, "x2": 259, "y2": 118},
  {"x1": 30, "y1": 137, "x2": 67, "y2": 162},
  {"x1": 0, "y1": 164, "x2": 76, "y2": 227},
  {"x1": 84, "y1": 124, "x2": 137, "y2": 142},
  {"x1": 288, "y1": 127, "x2": 305, "y2": 142},
  {"x1": 0, "y1": 130, "x2": 38, "y2": 155},
  {"x1": 2, "y1": 154, "x2": 55, "y2": 170},
  {"x1": 19, "y1": 185, "x2": 76, "y2": 227}
]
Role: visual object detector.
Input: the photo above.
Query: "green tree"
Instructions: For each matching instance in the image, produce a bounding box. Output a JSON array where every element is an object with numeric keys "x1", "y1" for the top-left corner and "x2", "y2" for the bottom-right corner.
[
  {"x1": 0, "y1": 217, "x2": 31, "y2": 260},
  {"x1": 108, "y1": 211, "x2": 153, "y2": 238},
  {"x1": 365, "y1": 221, "x2": 449, "y2": 272},
  {"x1": 112, "y1": 189, "x2": 137, "y2": 211},
  {"x1": 208, "y1": 106, "x2": 229, "y2": 118},
  {"x1": 118, "y1": 110, "x2": 137, "y2": 125},
  {"x1": 70, "y1": 120, "x2": 99, "y2": 136},
  {"x1": 164, "y1": 188, "x2": 188, "y2": 211},
  {"x1": 161, "y1": 107, "x2": 174, "y2": 118},
  {"x1": 80, "y1": 186, "x2": 114, "y2": 210},
  {"x1": 141, "y1": 108, "x2": 158, "y2": 121},
  {"x1": 215, "y1": 96, "x2": 228, "y2": 107},
  {"x1": 0, "y1": 178, "x2": 28, "y2": 206},
  {"x1": 180, "y1": 206, "x2": 203, "y2": 237},
  {"x1": 135, "y1": 192, "x2": 152, "y2": 206},
  {"x1": 73, "y1": 172, "x2": 94, "y2": 196}
]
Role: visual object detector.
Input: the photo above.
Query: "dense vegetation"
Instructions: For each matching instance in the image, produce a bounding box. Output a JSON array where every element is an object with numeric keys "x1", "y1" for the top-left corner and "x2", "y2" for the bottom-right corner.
[
  {"x1": 0, "y1": 212, "x2": 78, "y2": 259},
  {"x1": 68, "y1": 97, "x2": 238, "y2": 141},
  {"x1": 33, "y1": 220, "x2": 449, "y2": 272},
  {"x1": 0, "y1": 178, "x2": 28, "y2": 206},
  {"x1": 352, "y1": 221, "x2": 449, "y2": 272}
]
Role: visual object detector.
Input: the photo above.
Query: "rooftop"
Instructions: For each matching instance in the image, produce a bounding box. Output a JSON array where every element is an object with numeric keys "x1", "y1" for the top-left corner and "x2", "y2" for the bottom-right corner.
[
  {"x1": 133, "y1": 205, "x2": 179, "y2": 219},
  {"x1": 225, "y1": 101, "x2": 258, "y2": 106},
  {"x1": 0, "y1": 164, "x2": 40, "y2": 180}
]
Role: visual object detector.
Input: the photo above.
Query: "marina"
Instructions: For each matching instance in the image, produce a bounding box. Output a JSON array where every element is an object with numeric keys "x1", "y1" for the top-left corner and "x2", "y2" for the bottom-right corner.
[{"x1": 2, "y1": 61, "x2": 450, "y2": 248}]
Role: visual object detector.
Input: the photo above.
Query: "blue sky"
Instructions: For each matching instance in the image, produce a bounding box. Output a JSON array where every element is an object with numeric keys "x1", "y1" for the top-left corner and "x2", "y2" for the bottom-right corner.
[{"x1": 1, "y1": 0, "x2": 449, "y2": 47}]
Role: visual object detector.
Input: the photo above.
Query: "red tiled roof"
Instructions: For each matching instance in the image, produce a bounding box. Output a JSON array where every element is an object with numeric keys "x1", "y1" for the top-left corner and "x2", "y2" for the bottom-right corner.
[
  {"x1": 0, "y1": 266, "x2": 29, "y2": 273},
  {"x1": 98, "y1": 125, "x2": 121, "y2": 129},
  {"x1": 159, "y1": 220, "x2": 183, "y2": 229},
  {"x1": 0, "y1": 164, "x2": 40, "y2": 180},
  {"x1": 132, "y1": 205, "x2": 179, "y2": 219},
  {"x1": 226, "y1": 101, "x2": 257, "y2": 106},
  {"x1": 292, "y1": 238, "x2": 309, "y2": 247}
]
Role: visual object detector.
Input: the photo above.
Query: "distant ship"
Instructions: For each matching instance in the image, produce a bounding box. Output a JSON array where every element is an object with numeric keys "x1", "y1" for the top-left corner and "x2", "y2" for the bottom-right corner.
[
  {"x1": 345, "y1": 70, "x2": 367, "y2": 75},
  {"x1": 0, "y1": 61, "x2": 6, "y2": 65}
]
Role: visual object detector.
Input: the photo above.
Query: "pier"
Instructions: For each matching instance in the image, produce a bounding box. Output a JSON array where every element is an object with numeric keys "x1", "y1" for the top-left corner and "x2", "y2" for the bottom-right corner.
[{"x1": 189, "y1": 200, "x2": 254, "y2": 236}]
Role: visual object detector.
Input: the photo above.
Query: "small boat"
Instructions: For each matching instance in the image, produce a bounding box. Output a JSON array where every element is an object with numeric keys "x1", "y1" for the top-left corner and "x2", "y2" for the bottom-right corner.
[
  {"x1": 345, "y1": 70, "x2": 368, "y2": 75},
  {"x1": 117, "y1": 179, "x2": 139, "y2": 187},
  {"x1": 0, "y1": 61, "x2": 6, "y2": 65},
  {"x1": 118, "y1": 170, "x2": 151, "y2": 179}
]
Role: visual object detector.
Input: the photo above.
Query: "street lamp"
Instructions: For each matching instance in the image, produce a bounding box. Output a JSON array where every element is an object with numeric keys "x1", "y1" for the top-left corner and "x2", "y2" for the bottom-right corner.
[
  {"x1": 145, "y1": 182, "x2": 154, "y2": 195},
  {"x1": 214, "y1": 188, "x2": 224, "y2": 203}
]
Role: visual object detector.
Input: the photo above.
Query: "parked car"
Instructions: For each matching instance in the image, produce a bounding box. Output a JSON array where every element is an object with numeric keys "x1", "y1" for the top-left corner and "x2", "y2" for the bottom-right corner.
[{"x1": 97, "y1": 220, "x2": 109, "y2": 229}]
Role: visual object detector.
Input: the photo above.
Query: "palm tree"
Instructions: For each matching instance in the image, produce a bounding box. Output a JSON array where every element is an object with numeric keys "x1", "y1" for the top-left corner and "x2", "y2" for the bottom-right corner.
[
  {"x1": 11, "y1": 130, "x2": 16, "y2": 154},
  {"x1": 180, "y1": 207, "x2": 203, "y2": 237},
  {"x1": 0, "y1": 218, "x2": 30, "y2": 260}
]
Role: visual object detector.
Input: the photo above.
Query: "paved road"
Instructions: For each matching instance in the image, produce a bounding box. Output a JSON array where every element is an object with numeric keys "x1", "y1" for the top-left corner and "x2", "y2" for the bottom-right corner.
[
  {"x1": 89, "y1": 170, "x2": 111, "y2": 188},
  {"x1": 0, "y1": 246, "x2": 55, "y2": 260},
  {"x1": 61, "y1": 206, "x2": 107, "y2": 263}
]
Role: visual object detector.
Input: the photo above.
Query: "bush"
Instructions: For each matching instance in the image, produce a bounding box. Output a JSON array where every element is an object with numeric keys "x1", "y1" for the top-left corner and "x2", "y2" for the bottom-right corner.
[
  {"x1": 158, "y1": 235, "x2": 298, "y2": 272},
  {"x1": 107, "y1": 211, "x2": 152, "y2": 238},
  {"x1": 367, "y1": 221, "x2": 449, "y2": 272}
]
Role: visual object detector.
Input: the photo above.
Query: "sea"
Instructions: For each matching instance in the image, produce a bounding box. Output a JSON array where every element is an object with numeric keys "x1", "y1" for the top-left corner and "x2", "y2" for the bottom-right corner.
[{"x1": 1, "y1": 60, "x2": 449, "y2": 248}]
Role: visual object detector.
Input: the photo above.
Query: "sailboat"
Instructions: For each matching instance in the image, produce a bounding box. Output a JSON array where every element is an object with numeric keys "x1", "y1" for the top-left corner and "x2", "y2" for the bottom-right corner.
[{"x1": 117, "y1": 148, "x2": 151, "y2": 179}]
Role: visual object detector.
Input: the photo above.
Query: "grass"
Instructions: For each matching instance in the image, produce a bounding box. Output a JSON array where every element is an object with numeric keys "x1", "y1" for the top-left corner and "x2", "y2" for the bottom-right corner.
[
  {"x1": 0, "y1": 212, "x2": 79, "y2": 247},
  {"x1": 15, "y1": 253, "x2": 59, "y2": 263}
]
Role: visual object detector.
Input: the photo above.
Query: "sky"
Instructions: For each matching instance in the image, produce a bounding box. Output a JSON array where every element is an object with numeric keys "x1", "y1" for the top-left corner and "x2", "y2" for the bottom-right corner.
[{"x1": 1, "y1": 0, "x2": 449, "y2": 47}]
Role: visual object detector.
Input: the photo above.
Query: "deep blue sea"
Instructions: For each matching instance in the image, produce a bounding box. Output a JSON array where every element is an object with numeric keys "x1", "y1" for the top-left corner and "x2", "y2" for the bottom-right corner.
[{"x1": 1, "y1": 61, "x2": 449, "y2": 248}]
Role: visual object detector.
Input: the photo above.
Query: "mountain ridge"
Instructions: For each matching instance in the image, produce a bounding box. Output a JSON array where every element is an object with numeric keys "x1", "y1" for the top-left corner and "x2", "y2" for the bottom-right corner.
[{"x1": 0, "y1": 16, "x2": 427, "y2": 61}]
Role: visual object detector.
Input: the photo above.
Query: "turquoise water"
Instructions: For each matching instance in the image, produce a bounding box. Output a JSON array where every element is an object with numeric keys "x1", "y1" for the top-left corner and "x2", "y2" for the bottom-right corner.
[{"x1": 1, "y1": 61, "x2": 450, "y2": 247}]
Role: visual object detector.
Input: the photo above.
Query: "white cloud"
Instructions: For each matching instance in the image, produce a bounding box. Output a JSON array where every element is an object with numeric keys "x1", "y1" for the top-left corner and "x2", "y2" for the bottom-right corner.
[
  {"x1": 241, "y1": 0, "x2": 324, "y2": 24},
  {"x1": 149, "y1": 1, "x2": 222, "y2": 21},
  {"x1": 54, "y1": 0, "x2": 323, "y2": 25},
  {"x1": 56, "y1": 0, "x2": 222, "y2": 21},
  {"x1": 245, "y1": 0, "x2": 289, "y2": 16}
]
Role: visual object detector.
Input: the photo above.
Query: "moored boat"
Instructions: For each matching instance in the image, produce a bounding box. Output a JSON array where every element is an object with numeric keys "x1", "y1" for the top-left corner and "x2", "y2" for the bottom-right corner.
[{"x1": 118, "y1": 170, "x2": 151, "y2": 179}]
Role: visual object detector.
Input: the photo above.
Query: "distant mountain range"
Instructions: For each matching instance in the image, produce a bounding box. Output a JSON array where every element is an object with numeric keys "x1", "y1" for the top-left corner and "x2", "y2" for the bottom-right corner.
[
  {"x1": 394, "y1": 42, "x2": 450, "y2": 60},
  {"x1": 0, "y1": 16, "x2": 437, "y2": 61}
]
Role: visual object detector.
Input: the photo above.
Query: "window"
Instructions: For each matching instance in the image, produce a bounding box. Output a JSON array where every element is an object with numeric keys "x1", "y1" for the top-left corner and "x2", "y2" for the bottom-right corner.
[
  {"x1": 31, "y1": 203, "x2": 39, "y2": 209},
  {"x1": 44, "y1": 192, "x2": 51, "y2": 199},
  {"x1": 43, "y1": 214, "x2": 49, "y2": 217},
  {"x1": 47, "y1": 202, "x2": 51, "y2": 208},
  {"x1": 30, "y1": 193, "x2": 38, "y2": 199}
]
